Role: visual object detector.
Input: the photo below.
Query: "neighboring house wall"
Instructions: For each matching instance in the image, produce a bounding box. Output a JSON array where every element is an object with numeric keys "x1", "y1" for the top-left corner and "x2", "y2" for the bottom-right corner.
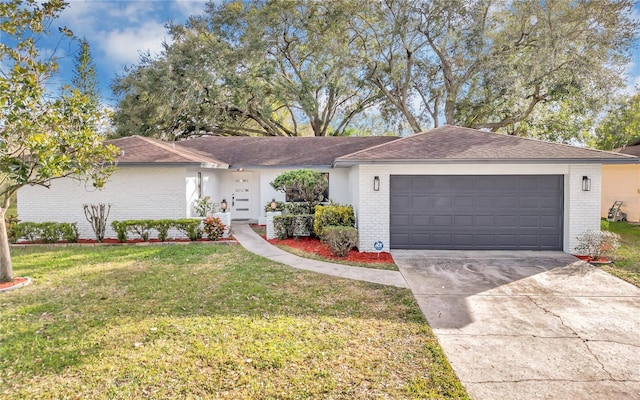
[
  {"x1": 601, "y1": 164, "x2": 640, "y2": 222},
  {"x1": 353, "y1": 163, "x2": 601, "y2": 253},
  {"x1": 18, "y1": 166, "x2": 188, "y2": 238}
]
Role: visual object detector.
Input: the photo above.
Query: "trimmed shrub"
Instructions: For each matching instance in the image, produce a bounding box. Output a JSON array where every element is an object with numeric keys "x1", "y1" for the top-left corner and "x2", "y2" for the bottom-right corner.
[
  {"x1": 14, "y1": 222, "x2": 78, "y2": 243},
  {"x1": 153, "y1": 220, "x2": 173, "y2": 242},
  {"x1": 314, "y1": 204, "x2": 355, "y2": 239},
  {"x1": 203, "y1": 216, "x2": 225, "y2": 241},
  {"x1": 322, "y1": 226, "x2": 358, "y2": 257},
  {"x1": 273, "y1": 214, "x2": 314, "y2": 239},
  {"x1": 284, "y1": 202, "x2": 312, "y2": 215},
  {"x1": 111, "y1": 221, "x2": 128, "y2": 243},
  {"x1": 174, "y1": 219, "x2": 203, "y2": 241},
  {"x1": 128, "y1": 221, "x2": 152, "y2": 241},
  {"x1": 273, "y1": 215, "x2": 296, "y2": 240}
]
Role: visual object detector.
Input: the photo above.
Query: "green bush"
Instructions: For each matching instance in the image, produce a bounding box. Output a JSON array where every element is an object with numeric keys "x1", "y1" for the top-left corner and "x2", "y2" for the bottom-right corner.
[
  {"x1": 193, "y1": 196, "x2": 218, "y2": 217},
  {"x1": 314, "y1": 204, "x2": 355, "y2": 239},
  {"x1": 273, "y1": 215, "x2": 296, "y2": 240},
  {"x1": 284, "y1": 202, "x2": 312, "y2": 215},
  {"x1": 111, "y1": 221, "x2": 128, "y2": 242},
  {"x1": 270, "y1": 169, "x2": 328, "y2": 211},
  {"x1": 273, "y1": 214, "x2": 314, "y2": 239},
  {"x1": 127, "y1": 221, "x2": 152, "y2": 241},
  {"x1": 322, "y1": 226, "x2": 358, "y2": 257},
  {"x1": 264, "y1": 200, "x2": 286, "y2": 213},
  {"x1": 203, "y1": 216, "x2": 225, "y2": 241},
  {"x1": 153, "y1": 220, "x2": 173, "y2": 242},
  {"x1": 174, "y1": 219, "x2": 203, "y2": 241},
  {"x1": 14, "y1": 222, "x2": 78, "y2": 243}
]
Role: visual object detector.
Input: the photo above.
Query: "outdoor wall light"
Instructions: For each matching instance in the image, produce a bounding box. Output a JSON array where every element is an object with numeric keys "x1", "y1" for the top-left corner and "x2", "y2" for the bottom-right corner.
[
  {"x1": 582, "y1": 176, "x2": 591, "y2": 192},
  {"x1": 270, "y1": 198, "x2": 277, "y2": 211},
  {"x1": 373, "y1": 176, "x2": 380, "y2": 191},
  {"x1": 221, "y1": 199, "x2": 228, "y2": 212}
]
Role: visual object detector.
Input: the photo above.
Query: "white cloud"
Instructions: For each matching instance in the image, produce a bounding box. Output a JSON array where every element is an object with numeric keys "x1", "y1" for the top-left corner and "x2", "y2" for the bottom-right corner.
[{"x1": 96, "y1": 20, "x2": 169, "y2": 66}]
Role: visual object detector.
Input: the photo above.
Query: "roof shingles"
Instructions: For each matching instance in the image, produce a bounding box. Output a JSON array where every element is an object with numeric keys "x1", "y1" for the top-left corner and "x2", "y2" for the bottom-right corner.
[{"x1": 336, "y1": 125, "x2": 636, "y2": 164}]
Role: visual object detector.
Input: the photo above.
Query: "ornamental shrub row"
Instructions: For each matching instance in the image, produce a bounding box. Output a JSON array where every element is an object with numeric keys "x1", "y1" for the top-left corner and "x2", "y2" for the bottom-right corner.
[
  {"x1": 273, "y1": 214, "x2": 314, "y2": 239},
  {"x1": 11, "y1": 222, "x2": 78, "y2": 244},
  {"x1": 111, "y1": 219, "x2": 213, "y2": 242}
]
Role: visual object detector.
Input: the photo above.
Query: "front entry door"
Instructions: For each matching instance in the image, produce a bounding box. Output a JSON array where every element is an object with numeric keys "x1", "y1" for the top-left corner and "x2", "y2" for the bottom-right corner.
[{"x1": 230, "y1": 172, "x2": 253, "y2": 220}]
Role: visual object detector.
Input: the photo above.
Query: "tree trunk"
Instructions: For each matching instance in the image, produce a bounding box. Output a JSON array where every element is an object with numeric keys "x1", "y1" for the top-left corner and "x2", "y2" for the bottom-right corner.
[{"x1": 0, "y1": 206, "x2": 13, "y2": 282}]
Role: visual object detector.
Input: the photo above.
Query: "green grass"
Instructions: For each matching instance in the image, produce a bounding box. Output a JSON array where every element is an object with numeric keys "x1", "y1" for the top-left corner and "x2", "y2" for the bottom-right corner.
[
  {"x1": 601, "y1": 221, "x2": 640, "y2": 287},
  {"x1": 1, "y1": 245, "x2": 468, "y2": 399}
]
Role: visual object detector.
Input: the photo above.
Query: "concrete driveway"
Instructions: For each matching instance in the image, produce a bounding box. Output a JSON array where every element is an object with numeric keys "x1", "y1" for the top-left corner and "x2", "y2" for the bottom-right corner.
[{"x1": 392, "y1": 250, "x2": 640, "y2": 400}]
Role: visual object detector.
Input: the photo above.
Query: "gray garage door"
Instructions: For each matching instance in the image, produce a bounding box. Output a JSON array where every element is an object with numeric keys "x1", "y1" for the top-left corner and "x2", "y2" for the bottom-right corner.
[{"x1": 390, "y1": 175, "x2": 563, "y2": 250}]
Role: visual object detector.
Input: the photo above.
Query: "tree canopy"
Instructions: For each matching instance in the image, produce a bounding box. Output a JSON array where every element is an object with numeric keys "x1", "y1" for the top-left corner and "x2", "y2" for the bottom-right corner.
[
  {"x1": 591, "y1": 92, "x2": 640, "y2": 150},
  {"x1": 0, "y1": 0, "x2": 118, "y2": 281},
  {"x1": 112, "y1": 0, "x2": 638, "y2": 140}
]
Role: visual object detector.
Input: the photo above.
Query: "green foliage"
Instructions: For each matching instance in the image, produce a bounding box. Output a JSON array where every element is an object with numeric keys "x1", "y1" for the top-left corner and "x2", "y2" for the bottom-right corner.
[
  {"x1": 110, "y1": 221, "x2": 128, "y2": 243},
  {"x1": 14, "y1": 222, "x2": 78, "y2": 243},
  {"x1": 591, "y1": 92, "x2": 640, "y2": 150},
  {"x1": 193, "y1": 196, "x2": 218, "y2": 217},
  {"x1": 271, "y1": 170, "x2": 328, "y2": 212},
  {"x1": 5, "y1": 214, "x2": 20, "y2": 244},
  {"x1": 322, "y1": 226, "x2": 358, "y2": 257},
  {"x1": 154, "y1": 219, "x2": 174, "y2": 242},
  {"x1": 264, "y1": 200, "x2": 286, "y2": 213},
  {"x1": 112, "y1": 0, "x2": 379, "y2": 139},
  {"x1": 203, "y1": 216, "x2": 225, "y2": 241},
  {"x1": 174, "y1": 219, "x2": 203, "y2": 241},
  {"x1": 273, "y1": 214, "x2": 314, "y2": 239},
  {"x1": 314, "y1": 204, "x2": 355, "y2": 239}
]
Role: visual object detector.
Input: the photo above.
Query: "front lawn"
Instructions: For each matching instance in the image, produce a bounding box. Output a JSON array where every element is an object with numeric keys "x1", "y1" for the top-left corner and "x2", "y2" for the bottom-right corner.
[
  {"x1": 0, "y1": 245, "x2": 467, "y2": 399},
  {"x1": 602, "y1": 221, "x2": 640, "y2": 287}
]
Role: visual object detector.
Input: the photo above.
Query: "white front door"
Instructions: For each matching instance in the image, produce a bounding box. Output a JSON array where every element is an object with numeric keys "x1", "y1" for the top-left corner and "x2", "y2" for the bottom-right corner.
[{"x1": 230, "y1": 171, "x2": 253, "y2": 220}]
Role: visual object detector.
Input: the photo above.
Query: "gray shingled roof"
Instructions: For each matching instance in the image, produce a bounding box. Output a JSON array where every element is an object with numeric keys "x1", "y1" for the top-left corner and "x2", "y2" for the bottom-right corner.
[
  {"x1": 175, "y1": 136, "x2": 399, "y2": 166},
  {"x1": 335, "y1": 125, "x2": 637, "y2": 165},
  {"x1": 108, "y1": 136, "x2": 228, "y2": 167}
]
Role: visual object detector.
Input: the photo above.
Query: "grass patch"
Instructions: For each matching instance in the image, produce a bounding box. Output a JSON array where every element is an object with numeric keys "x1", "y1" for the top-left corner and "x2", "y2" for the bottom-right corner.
[
  {"x1": 601, "y1": 221, "x2": 640, "y2": 287},
  {"x1": 1, "y1": 245, "x2": 467, "y2": 399}
]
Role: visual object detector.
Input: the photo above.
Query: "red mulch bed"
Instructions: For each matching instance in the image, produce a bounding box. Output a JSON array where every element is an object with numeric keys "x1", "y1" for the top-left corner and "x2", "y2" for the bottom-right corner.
[
  {"x1": 0, "y1": 277, "x2": 27, "y2": 291},
  {"x1": 573, "y1": 254, "x2": 612, "y2": 263},
  {"x1": 267, "y1": 236, "x2": 394, "y2": 264}
]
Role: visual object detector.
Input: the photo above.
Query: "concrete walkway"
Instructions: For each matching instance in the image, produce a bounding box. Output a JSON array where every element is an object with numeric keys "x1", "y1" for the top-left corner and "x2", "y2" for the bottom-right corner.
[{"x1": 232, "y1": 223, "x2": 408, "y2": 288}]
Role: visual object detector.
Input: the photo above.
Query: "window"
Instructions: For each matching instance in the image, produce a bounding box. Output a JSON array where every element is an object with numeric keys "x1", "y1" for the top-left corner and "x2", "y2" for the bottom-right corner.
[{"x1": 197, "y1": 172, "x2": 202, "y2": 199}]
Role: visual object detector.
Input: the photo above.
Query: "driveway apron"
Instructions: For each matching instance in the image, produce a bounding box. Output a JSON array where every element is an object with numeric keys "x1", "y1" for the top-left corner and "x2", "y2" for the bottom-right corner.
[{"x1": 392, "y1": 250, "x2": 640, "y2": 400}]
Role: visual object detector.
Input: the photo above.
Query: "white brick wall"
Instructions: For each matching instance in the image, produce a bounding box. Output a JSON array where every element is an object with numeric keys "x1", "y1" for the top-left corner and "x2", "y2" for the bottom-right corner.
[
  {"x1": 17, "y1": 166, "x2": 188, "y2": 239},
  {"x1": 353, "y1": 163, "x2": 602, "y2": 253},
  {"x1": 566, "y1": 164, "x2": 602, "y2": 252}
]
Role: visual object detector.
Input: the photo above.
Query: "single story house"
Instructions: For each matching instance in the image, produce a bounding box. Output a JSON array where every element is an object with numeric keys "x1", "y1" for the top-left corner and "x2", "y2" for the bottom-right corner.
[
  {"x1": 18, "y1": 125, "x2": 637, "y2": 252},
  {"x1": 601, "y1": 138, "x2": 640, "y2": 222}
]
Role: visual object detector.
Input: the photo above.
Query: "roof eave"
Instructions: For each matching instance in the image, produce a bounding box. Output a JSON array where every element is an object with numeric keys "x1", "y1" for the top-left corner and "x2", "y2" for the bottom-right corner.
[
  {"x1": 115, "y1": 162, "x2": 229, "y2": 168},
  {"x1": 333, "y1": 158, "x2": 639, "y2": 167}
]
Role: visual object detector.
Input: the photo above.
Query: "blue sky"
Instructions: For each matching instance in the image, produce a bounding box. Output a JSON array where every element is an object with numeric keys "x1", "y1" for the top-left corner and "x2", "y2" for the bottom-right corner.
[{"x1": 7, "y1": 1, "x2": 640, "y2": 106}]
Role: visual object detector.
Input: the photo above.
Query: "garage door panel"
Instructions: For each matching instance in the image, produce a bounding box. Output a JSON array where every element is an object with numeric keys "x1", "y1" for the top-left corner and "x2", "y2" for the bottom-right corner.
[{"x1": 390, "y1": 175, "x2": 563, "y2": 250}]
